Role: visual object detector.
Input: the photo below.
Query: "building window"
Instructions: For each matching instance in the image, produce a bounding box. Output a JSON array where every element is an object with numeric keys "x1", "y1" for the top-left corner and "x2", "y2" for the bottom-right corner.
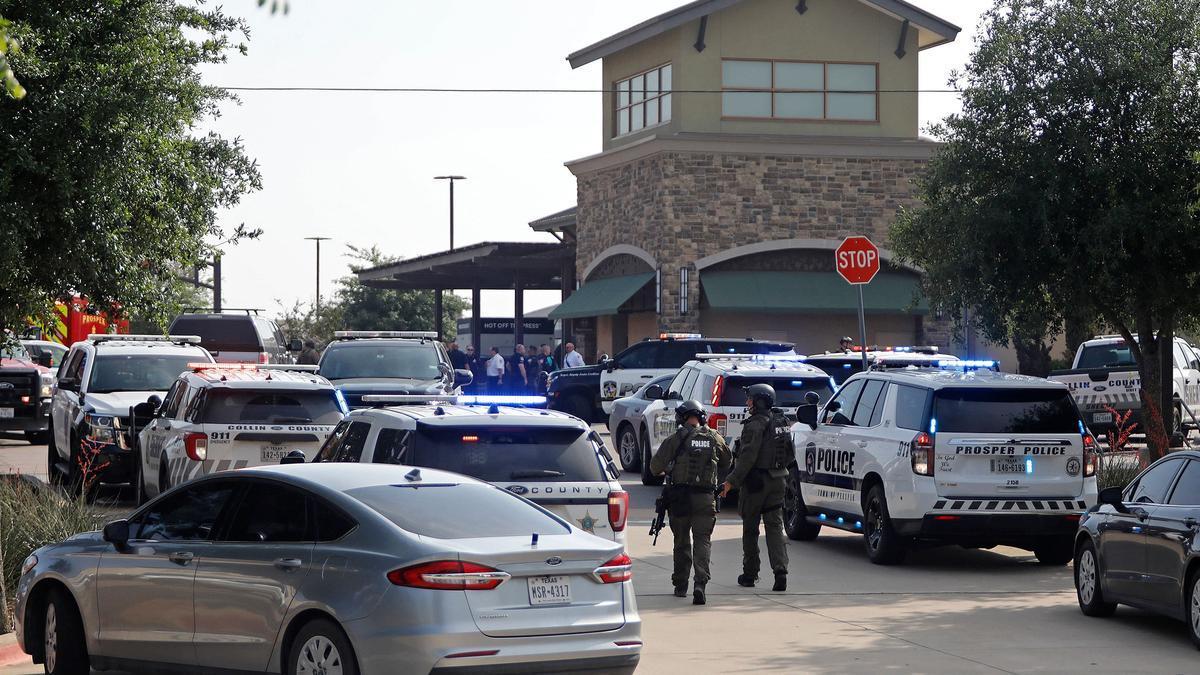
[
  {"x1": 615, "y1": 64, "x2": 672, "y2": 137},
  {"x1": 721, "y1": 59, "x2": 878, "y2": 122},
  {"x1": 680, "y1": 267, "x2": 689, "y2": 315}
]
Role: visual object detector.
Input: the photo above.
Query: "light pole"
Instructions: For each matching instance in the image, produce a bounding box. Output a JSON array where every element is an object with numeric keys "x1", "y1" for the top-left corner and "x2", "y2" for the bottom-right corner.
[
  {"x1": 304, "y1": 236, "x2": 331, "y2": 312},
  {"x1": 434, "y1": 175, "x2": 466, "y2": 250}
]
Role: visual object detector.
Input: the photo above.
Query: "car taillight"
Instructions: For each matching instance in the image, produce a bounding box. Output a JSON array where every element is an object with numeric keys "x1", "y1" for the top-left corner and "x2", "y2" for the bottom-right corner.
[
  {"x1": 258, "y1": 352, "x2": 270, "y2": 364},
  {"x1": 184, "y1": 432, "x2": 208, "y2": 461},
  {"x1": 911, "y1": 431, "x2": 934, "y2": 476},
  {"x1": 707, "y1": 413, "x2": 728, "y2": 438},
  {"x1": 593, "y1": 553, "x2": 632, "y2": 584},
  {"x1": 1083, "y1": 433, "x2": 1097, "y2": 477},
  {"x1": 387, "y1": 561, "x2": 509, "y2": 590},
  {"x1": 608, "y1": 490, "x2": 629, "y2": 532},
  {"x1": 710, "y1": 375, "x2": 725, "y2": 406}
]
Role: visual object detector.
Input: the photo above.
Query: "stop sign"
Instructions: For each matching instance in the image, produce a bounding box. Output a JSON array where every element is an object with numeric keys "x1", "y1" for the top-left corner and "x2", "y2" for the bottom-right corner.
[{"x1": 835, "y1": 236, "x2": 881, "y2": 285}]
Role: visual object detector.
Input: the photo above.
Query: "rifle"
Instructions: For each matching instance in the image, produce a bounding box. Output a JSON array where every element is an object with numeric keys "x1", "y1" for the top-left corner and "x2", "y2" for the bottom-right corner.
[{"x1": 649, "y1": 488, "x2": 669, "y2": 546}]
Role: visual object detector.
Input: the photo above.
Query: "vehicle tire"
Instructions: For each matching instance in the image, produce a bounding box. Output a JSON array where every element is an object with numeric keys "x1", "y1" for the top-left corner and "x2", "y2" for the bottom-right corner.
[
  {"x1": 616, "y1": 424, "x2": 641, "y2": 473},
  {"x1": 158, "y1": 453, "x2": 171, "y2": 497},
  {"x1": 562, "y1": 392, "x2": 593, "y2": 422},
  {"x1": 862, "y1": 484, "x2": 907, "y2": 565},
  {"x1": 43, "y1": 588, "x2": 89, "y2": 675},
  {"x1": 65, "y1": 434, "x2": 82, "y2": 497},
  {"x1": 1075, "y1": 539, "x2": 1117, "y2": 617},
  {"x1": 25, "y1": 430, "x2": 49, "y2": 445},
  {"x1": 640, "y1": 433, "x2": 664, "y2": 487},
  {"x1": 1034, "y1": 539, "x2": 1074, "y2": 566},
  {"x1": 784, "y1": 466, "x2": 821, "y2": 541},
  {"x1": 46, "y1": 435, "x2": 62, "y2": 486},
  {"x1": 132, "y1": 451, "x2": 147, "y2": 506},
  {"x1": 287, "y1": 618, "x2": 359, "y2": 675},
  {"x1": 1187, "y1": 569, "x2": 1200, "y2": 649}
]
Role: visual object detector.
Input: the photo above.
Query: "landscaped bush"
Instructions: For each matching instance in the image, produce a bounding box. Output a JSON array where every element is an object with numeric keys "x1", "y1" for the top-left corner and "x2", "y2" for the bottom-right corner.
[{"x1": 1097, "y1": 457, "x2": 1142, "y2": 492}]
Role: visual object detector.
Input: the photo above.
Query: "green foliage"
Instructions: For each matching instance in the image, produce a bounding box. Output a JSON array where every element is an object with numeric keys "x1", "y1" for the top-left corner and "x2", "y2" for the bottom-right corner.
[
  {"x1": 0, "y1": 0, "x2": 261, "y2": 334},
  {"x1": 891, "y1": 0, "x2": 1200, "y2": 455},
  {"x1": 1097, "y1": 457, "x2": 1142, "y2": 492},
  {"x1": 0, "y1": 478, "x2": 103, "y2": 630},
  {"x1": 0, "y1": 15, "x2": 24, "y2": 99},
  {"x1": 275, "y1": 245, "x2": 468, "y2": 345}
]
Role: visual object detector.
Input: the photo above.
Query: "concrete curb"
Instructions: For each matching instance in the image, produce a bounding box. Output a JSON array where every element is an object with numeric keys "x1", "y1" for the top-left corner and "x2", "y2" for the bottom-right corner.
[{"x1": 0, "y1": 632, "x2": 30, "y2": 667}]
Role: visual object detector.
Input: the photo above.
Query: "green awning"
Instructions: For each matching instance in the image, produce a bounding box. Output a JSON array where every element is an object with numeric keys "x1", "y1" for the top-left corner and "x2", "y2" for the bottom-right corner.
[
  {"x1": 549, "y1": 272, "x2": 655, "y2": 320},
  {"x1": 700, "y1": 271, "x2": 927, "y2": 314}
]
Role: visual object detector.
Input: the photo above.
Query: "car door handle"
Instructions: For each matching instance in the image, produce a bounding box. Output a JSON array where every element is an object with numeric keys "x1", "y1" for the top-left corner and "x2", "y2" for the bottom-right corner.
[
  {"x1": 640, "y1": 375, "x2": 652, "y2": 379},
  {"x1": 274, "y1": 558, "x2": 303, "y2": 570},
  {"x1": 169, "y1": 551, "x2": 194, "y2": 565}
]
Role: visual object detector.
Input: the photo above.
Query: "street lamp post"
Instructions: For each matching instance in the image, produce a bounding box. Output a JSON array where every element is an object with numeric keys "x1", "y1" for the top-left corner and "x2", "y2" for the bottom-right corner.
[
  {"x1": 433, "y1": 175, "x2": 465, "y2": 251},
  {"x1": 304, "y1": 236, "x2": 331, "y2": 313}
]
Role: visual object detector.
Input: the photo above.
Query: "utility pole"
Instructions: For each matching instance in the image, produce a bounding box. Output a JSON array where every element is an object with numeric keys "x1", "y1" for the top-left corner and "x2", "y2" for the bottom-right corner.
[
  {"x1": 304, "y1": 237, "x2": 331, "y2": 313},
  {"x1": 433, "y1": 176, "x2": 465, "y2": 340}
]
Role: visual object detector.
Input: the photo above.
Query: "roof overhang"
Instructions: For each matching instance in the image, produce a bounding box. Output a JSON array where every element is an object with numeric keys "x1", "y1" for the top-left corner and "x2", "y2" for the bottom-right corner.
[
  {"x1": 567, "y1": 0, "x2": 960, "y2": 69},
  {"x1": 357, "y1": 241, "x2": 574, "y2": 291}
]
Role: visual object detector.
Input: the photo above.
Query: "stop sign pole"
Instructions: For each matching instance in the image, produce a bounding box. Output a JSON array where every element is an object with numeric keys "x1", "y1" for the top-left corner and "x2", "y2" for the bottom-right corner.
[{"x1": 835, "y1": 236, "x2": 882, "y2": 371}]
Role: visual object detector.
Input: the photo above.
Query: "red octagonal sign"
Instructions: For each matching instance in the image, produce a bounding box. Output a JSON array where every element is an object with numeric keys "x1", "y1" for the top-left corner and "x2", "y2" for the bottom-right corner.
[{"x1": 835, "y1": 236, "x2": 881, "y2": 285}]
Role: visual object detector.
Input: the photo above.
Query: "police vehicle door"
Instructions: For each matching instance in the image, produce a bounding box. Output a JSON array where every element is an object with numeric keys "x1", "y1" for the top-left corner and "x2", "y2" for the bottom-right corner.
[
  {"x1": 142, "y1": 382, "x2": 191, "y2": 492},
  {"x1": 602, "y1": 343, "x2": 659, "y2": 414},
  {"x1": 833, "y1": 380, "x2": 892, "y2": 517},
  {"x1": 1173, "y1": 340, "x2": 1200, "y2": 420},
  {"x1": 51, "y1": 348, "x2": 86, "y2": 455},
  {"x1": 802, "y1": 378, "x2": 865, "y2": 513}
]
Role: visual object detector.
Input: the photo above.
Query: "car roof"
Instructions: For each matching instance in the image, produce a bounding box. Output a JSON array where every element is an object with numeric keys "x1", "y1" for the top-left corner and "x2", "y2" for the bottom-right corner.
[
  {"x1": 857, "y1": 368, "x2": 1066, "y2": 390},
  {"x1": 805, "y1": 350, "x2": 953, "y2": 362},
  {"x1": 326, "y1": 338, "x2": 439, "y2": 347},
  {"x1": 81, "y1": 341, "x2": 210, "y2": 357},
  {"x1": 691, "y1": 357, "x2": 828, "y2": 377},
  {"x1": 242, "y1": 461, "x2": 485, "y2": 493},
  {"x1": 353, "y1": 404, "x2": 588, "y2": 428},
  {"x1": 181, "y1": 368, "x2": 332, "y2": 389}
]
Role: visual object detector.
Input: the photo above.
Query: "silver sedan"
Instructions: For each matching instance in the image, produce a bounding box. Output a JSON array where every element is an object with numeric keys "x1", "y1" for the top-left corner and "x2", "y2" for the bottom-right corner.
[
  {"x1": 15, "y1": 463, "x2": 642, "y2": 675},
  {"x1": 607, "y1": 373, "x2": 675, "y2": 474}
]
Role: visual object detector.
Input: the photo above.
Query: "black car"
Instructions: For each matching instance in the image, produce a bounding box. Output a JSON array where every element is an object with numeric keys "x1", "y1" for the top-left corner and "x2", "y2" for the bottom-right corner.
[
  {"x1": 546, "y1": 336, "x2": 794, "y2": 422},
  {"x1": 1075, "y1": 450, "x2": 1200, "y2": 647},
  {"x1": 318, "y1": 331, "x2": 472, "y2": 408}
]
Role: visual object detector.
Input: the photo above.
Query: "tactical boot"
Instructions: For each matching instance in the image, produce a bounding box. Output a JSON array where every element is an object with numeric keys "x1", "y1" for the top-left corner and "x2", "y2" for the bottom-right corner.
[
  {"x1": 693, "y1": 582, "x2": 707, "y2": 605},
  {"x1": 673, "y1": 582, "x2": 688, "y2": 598},
  {"x1": 772, "y1": 572, "x2": 787, "y2": 592},
  {"x1": 737, "y1": 573, "x2": 756, "y2": 588}
]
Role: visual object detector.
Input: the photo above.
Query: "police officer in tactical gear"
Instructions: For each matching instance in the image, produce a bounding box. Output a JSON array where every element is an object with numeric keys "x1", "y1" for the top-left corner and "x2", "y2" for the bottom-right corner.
[
  {"x1": 650, "y1": 399, "x2": 732, "y2": 606},
  {"x1": 721, "y1": 383, "x2": 793, "y2": 592}
]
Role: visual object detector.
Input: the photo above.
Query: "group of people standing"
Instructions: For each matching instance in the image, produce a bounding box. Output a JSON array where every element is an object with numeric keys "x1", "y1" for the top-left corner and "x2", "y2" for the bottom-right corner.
[{"x1": 446, "y1": 340, "x2": 587, "y2": 395}]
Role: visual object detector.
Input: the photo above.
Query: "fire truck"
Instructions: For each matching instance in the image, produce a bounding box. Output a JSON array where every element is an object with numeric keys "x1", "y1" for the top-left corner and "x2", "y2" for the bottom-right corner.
[{"x1": 23, "y1": 297, "x2": 129, "y2": 346}]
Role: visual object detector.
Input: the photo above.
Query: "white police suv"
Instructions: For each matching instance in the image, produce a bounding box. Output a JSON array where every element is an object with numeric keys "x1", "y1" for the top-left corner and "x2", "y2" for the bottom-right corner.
[
  {"x1": 789, "y1": 366, "x2": 1097, "y2": 565},
  {"x1": 135, "y1": 363, "x2": 345, "y2": 502},
  {"x1": 638, "y1": 355, "x2": 836, "y2": 486},
  {"x1": 804, "y1": 346, "x2": 964, "y2": 385},
  {"x1": 314, "y1": 395, "x2": 629, "y2": 544}
]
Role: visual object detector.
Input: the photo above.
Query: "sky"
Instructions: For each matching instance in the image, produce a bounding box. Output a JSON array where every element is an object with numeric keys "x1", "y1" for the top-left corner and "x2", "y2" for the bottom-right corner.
[{"x1": 201, "y1": 0, "x2": 993, "y2": 320}]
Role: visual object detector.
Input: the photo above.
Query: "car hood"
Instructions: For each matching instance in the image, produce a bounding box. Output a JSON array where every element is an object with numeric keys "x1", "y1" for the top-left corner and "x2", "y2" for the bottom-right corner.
[
  {"x1": 0, "y1": 358, "x2": 48, "y2": 373},
  {"x1": 83, "y1": 391, "x2": 163, "y2": 416},
  {"x1": 333, "y1": 380, "x2": 448, "y2": 395}
]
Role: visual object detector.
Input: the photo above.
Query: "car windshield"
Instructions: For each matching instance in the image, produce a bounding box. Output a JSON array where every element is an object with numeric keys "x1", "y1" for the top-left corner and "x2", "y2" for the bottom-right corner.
[
  {"x1": 347, "y1": 482, "x2": 570, "y2": 539},
  {"x1": 1076, "y1": 344, "x2": 1136, "y2": 369},
  {"x1": 89, "y1": 354, "x2": 198, "y2": 393},
  {"x1": 807, "y1": 358, "x2": 862, "y2": 384},
  {"x1": 23, "y1": 343, "x2": 67, "y2": 366},
  {"x1": 320, "y1": 343, "x2": 443, "y2": 380},
  {"x1": 0, "y1": 343, "x2": 30, "y2": 360},
  {"x1": 408, "y1": 425, "x2": 605, "y2": 482},
  {"x1": 200, "y1": 389, "x2": 344, "y2": 425},
  {"x1": 169, "y1": 316, "x2": 260, "y2": 353},
  {"x1": 720, "y1": 376, "x2": 834, "y2": 406},
  {"x1": 933, "y1": 387, "x2": 1081, "y2": 434}
]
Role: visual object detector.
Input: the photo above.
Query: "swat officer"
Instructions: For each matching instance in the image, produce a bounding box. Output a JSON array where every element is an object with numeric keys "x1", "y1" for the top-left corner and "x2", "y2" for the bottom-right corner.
[
  {"x1": 721, "y1": 383, "x2": 793, "y2": 592},
  {"x1": 649, "y1": 400, "x2": 731, "y2": 606}
]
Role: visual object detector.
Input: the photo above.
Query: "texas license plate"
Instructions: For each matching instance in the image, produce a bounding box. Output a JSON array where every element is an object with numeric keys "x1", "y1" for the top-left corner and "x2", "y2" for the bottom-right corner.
[
  {"x1": 1093, "y1": 412, "x2": 1113, "y2": 424},
  {"x1": 0, "y1": 408, "x2": 12, "y2": 419},
  {"x1": 528, "y1": 575, "x2": 571, "y2": 606},
  {"x1": 260, "y1": 445, "x2": 289, "y2": 462},
  {"x1": 991, "y1": 458, "x2": 1026, "y2": 474}
]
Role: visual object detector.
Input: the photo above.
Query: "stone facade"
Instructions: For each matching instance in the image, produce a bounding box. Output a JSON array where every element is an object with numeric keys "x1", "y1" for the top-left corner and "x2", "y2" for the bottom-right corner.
[{"x1": 574, "y1": 150, "x2": 930, "y2": 332}]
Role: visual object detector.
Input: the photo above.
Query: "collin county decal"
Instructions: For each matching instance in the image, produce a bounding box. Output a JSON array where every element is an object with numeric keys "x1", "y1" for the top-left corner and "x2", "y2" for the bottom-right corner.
[{"x1": 1066, "y1": 457, "x2": 1081, "y2": 477}]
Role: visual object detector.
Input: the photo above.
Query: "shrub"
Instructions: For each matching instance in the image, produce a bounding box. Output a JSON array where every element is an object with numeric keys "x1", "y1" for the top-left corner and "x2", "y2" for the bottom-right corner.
[
  {"x1": 1097, "y1": 457, "x2": 1142, "y2": 492},
  {"x1": 0, "y1": 476, "x2": 103, "y2": 631}
]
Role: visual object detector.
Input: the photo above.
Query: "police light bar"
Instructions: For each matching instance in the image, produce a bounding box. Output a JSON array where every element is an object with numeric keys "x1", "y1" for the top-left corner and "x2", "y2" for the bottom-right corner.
[
  {"x1": 852, "y1": 345, "x2": 940, "y2": 355},
  {"x1": 333, "y1": 331, "x2": 438, "y2": 340},
  {"x1": 657, "y1": 332, "x2": 703, "y2": 340},
  {"x1": 187, "y1": 362, "x2": 255, "y2": 371},
  {"x1": 259, "y1": 364, "x2": 319, "y2": 372},
  {"x1": 90, "y1": 334, "x2": 202, "y2": 345},
  {"x1": 694, "y1": 354, "x2": 807, "y2": 362},
  {"x1": 360, "y1": 395, "x2": 458, "y2": 404},
  {"x1": 358, "y1": 394, "x2": 548, "y2": 407},
  {"x1": 937, "y1": 360, "x2": 999, "y2": 371},
  {"x1": 458, "y1": 395, "x2": 548, "y2": 406}
]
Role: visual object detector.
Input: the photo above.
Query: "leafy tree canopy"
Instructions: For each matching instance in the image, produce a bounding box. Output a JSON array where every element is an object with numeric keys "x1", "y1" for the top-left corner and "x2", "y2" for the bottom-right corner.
[{"x1": 0, "y1": 0, "x2": 261, "y2": 332}]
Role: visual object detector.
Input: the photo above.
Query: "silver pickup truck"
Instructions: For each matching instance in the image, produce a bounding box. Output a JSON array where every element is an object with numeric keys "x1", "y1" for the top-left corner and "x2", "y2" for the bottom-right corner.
[{"x1": 1049, "y1": 335, "x2": 1200, "y2": 434}]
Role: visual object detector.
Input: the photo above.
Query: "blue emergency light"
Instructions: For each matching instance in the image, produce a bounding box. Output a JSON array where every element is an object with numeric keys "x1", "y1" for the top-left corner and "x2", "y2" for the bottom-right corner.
[{"x1": 458, "y1": 395, "x2": 548, "y2": 407}]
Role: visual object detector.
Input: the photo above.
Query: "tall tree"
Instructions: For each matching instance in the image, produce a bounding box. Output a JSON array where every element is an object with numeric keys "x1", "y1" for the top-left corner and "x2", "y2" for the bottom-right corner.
[
  {"x1": 892, "y1": 0, "x2": 1200, "y2": 459},
  {"x1": 0, "y1": 0, "x2": 260, "y2": 332}
]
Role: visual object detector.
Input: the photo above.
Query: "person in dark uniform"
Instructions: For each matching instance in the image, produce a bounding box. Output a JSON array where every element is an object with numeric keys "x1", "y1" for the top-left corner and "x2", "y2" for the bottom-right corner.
[
  {"x1": 523, "y1": 346, "x2": 543, "y2": 394},
  {"x1": 508, "y1": 344, "x2": 528, "y2": 395},
  {"x1": 721, "y1": 383, "x2": 793, "y2": 592},
  {"x1": 447, "y1": 341, "x2": 468, "y2": 371},
  {"x1": 650, "y1": 400, "x2": 732, "y2": 606},
  {"x1": 465, "y1": 346, "x2": 485, "y2": 393}
]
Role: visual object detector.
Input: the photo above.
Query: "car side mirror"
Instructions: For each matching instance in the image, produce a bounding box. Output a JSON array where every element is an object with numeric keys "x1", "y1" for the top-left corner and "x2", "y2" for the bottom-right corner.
[
  {"x1": 288, "y1": 339, "x2": 303, "y2": 352},
  {"x1": 454, "y1": 369, "x2": 474, "y2": 387},
  {"x1": 57, "y1": 378, "x2": 77, "y2": 392},
  {"x1": 36, "y1": 352, "x2": 52, "y2": 368},
  {"x1": 1098, "y1": 486, "x2": 1129, "y2": 513},
  {"x1": 796, "y1": 404, "x2": 819, "y2": 430},
  {"x1": 279, "y1": 450, "x2": 307, "y2": 465},
  {"x1": 103, "y1": 519, "x2": 130, "y2": 550},
  {"x1": 644, "y1": 384, "x2": 664, "y2": 400}
]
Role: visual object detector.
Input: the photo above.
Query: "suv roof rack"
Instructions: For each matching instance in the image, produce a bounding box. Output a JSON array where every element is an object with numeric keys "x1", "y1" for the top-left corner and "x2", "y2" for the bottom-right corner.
[
  {"x1": 1091, "y1": 334, "x2": 1125, "y2": 340},
  {"x1": 181, "y1": 308, "x2": 263, "y2": 315},
  {"x1": 89, "y1": 334, "x2": 201, "y2": 345},
  {"x1": 333, "y1": 331, "x2": 439, "y2": 341}
]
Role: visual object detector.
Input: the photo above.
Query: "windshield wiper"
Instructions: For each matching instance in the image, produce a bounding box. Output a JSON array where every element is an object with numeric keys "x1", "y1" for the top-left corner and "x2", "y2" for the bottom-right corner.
[
  {"x1": 510, "y1": 469, "x2": 566, "y2": 479},
  {"x1": 270, "y1": 416, "x2": 313, "y2": 424}
]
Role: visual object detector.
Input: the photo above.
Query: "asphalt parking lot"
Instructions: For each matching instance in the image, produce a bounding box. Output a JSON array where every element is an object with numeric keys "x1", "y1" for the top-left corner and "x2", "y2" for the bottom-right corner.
[{"x1": 3, "y1": 432, "x2": 1199, "y2": 674}]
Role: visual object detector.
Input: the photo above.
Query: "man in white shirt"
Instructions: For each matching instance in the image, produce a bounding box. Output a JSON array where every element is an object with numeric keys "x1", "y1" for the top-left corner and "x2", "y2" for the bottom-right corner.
[
  {"x1": 486, "y1": 346, "x2": 506, "y2": 393},
  {"x1": 563, "y1": 342, "x2": 585, "y2": 369}
]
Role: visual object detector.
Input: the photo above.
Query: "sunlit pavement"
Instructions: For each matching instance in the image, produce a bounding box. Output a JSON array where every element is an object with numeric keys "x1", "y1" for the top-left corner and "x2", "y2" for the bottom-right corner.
[{"x1": 4, "y1": 432, "x2": 1200, "y2": 673}]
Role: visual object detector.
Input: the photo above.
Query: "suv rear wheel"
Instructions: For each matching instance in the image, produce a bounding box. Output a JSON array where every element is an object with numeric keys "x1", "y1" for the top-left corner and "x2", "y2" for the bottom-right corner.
[
  {"x1": 616, "y1": 424, "x2": 641, "y2": 472},
  {"x1": 640, "y1": 433, "x2": 664, "y2": 487},
  {"x1": 784, "y1": 466, "x2": 820, "y2": 541},
  {"x1": 863, "y1": 485, "x2": 907, "y2": 565}
]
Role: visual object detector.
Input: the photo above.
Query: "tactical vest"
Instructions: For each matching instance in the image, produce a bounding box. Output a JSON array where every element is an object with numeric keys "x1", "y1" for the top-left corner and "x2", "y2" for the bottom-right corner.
[
  {"x1": 752, "y1": 410, "x2": 795, "y2": 471},
  {"x1": 671, "y1": 427, "x2": 720, "y2": 487}
]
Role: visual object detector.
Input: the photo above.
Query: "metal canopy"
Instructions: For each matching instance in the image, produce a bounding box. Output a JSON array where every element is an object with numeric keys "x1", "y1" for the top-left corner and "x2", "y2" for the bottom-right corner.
[{"x1": 356, "y1": 241, "x2": 573, "y2": 291}]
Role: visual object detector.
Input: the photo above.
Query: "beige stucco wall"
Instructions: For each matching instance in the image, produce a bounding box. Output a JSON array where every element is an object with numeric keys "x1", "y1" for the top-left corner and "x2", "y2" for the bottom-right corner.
[{"x1": 601, "y1": 0, "x2": 919, "y2": 151}]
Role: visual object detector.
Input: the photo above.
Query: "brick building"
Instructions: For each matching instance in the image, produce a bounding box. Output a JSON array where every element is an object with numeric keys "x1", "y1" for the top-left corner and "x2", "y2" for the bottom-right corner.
[{"x1": 547, "y1": 0, "x2": 965, "y2": 358}]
